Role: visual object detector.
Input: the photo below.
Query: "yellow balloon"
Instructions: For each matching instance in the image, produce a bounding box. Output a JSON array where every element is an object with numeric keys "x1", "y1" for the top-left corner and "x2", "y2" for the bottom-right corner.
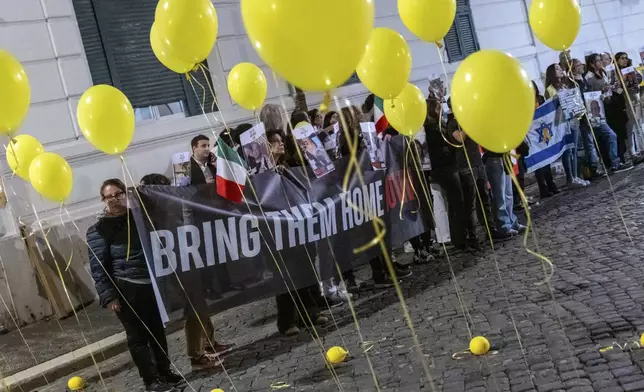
[
  {"x1": 398, "y1": 0, "x2": 456, "y2": 43},
  {"x1": 451, "y1": 50, "x2": 533, "y2": 153},
  {"x1": 150, "y1": 23, "x2": 195, "y2": 74},
  {"x1": 155, "y1": 0, "x2": 218, "y2": 64},
  {"x1": 326, "y1": 346, "x2": 348, "y2": 364},
  {"x1": 6, "y1": 135, "x2": 44, "y2": 181},
  {"x1": 77, "y1": 85, "x2": 135, "y2": 155},
  {"x1": 0, "y1": 50, "x2": 30, "y2": 134},
  {"x1": 29, "y1": 152, "x2": 73, "y2": 202},
  {"x1": 529, "y1": 0, "x2": 581, "y2": 51},
  {"x1": 469, "y1": 336, "x2": 490, "y2": 356},
  {"x1": 227, "y1": 63, "x2": 267, "y2": 111},
  {"x1": 384, "y1": 83, "x2": 427, "y2": 137},
  {"x1": 67, "y1": 376, "x2": 85, "y2": 391},
  {"x1": 357, "y1": 28, "x2": 412, "y2": 99},
  {"x1": 241, "y1": 0, "x2": 374, "y2": 91},
  {"x1": 211, "y1": 389, "x2": 224, "y2": 392}
]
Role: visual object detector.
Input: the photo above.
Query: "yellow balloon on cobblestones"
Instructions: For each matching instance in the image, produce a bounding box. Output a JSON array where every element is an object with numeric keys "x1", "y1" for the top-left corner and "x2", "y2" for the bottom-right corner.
[
  {"x1": 210, "y1": 389, "x2": 224, "y2": 392},
  {"x1": 326, "y1": 346, "x2": 348, "y2": 364},
  {"x1": 469, "y1": 336, "x2": 490, "y2": 355},
  {"x1": 67, "y1": 376, "x2": 85, "y2": 391},
  {"x1": 640, "y1": 333, "x2": 644, "y2": 347}
]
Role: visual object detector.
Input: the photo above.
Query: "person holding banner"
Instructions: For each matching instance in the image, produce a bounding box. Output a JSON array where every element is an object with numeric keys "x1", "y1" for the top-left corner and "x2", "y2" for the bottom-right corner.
[
  {"x1": 88, "y1": 179, "x2": 180, "y2": 392},
  {"x1": 584, "y1": 53, "x2": 632, "y2": 173}
]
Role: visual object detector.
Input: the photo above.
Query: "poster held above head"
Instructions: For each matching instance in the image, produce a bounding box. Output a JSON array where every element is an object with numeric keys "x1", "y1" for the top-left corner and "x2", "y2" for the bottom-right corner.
[
  {"x1": 360, "y1": 122, "x2": 386, "y2": 170},
  {"x1": 293, "y1": 123, "x2": 335, "y2": 178},
  {"x1": 171, "y1": 152, "x2": 191, "y2": 187},
  {"x1": 240, "y1": 122, "x2": 274, "y2": 175}
]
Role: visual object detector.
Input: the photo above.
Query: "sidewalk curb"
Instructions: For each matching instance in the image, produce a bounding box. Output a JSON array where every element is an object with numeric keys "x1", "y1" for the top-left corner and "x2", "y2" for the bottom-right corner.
[{"x1": 1, "y1": 321, "x2": 183, "y2": 391}]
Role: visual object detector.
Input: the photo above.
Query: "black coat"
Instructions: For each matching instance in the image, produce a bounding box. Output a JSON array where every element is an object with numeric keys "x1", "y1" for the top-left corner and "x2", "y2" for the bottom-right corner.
[
  {"x1": 189, "y1": 157, "x2": 216, "y2": 185},
  {"x1": 87, "y1": 211, "x2": 151, "y2": 307}
]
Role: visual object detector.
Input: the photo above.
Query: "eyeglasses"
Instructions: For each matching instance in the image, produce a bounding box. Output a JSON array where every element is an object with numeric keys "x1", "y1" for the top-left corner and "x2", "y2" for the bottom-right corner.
[{"x1": 102, "y1": 191, "x2": 125, "y2": 201}]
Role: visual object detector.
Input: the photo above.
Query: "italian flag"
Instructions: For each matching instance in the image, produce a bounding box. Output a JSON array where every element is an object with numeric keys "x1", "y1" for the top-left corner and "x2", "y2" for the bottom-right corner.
[
  {"x1": 374, "y1": 96, "x2": 389, "y2": 134},
  {"x1": 216, "y1": 141, "x2": 247, "y2": 203}
]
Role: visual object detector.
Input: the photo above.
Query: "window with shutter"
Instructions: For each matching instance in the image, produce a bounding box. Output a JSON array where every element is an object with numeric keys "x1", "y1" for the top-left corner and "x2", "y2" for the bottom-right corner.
[
  {"x1": 444, "y1": 0, "x2": 480, "y2": 63},
  {"x1": 71, "y1": 0, "x2": 216, "y2": 120}
]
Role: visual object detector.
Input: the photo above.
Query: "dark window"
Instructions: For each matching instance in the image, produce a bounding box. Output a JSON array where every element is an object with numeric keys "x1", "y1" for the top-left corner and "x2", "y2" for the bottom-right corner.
[
  {"x1": 71, "y1": 0, "x2": 216, "y2": 117},
  {"x1": 444, "y1": 0, "x2": 480, "y2": 62}
]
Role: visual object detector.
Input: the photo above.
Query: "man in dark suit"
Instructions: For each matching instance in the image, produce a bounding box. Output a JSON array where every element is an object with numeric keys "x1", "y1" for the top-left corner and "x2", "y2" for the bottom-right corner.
[{"x1": 188, "y1": 135, "x2": 216, "y2": 185}]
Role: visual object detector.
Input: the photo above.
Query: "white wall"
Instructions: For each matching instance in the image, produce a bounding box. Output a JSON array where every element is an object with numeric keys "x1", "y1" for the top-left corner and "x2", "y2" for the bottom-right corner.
[{"x1": 0, "y1": 0, "x2": 641, "y2": 327}]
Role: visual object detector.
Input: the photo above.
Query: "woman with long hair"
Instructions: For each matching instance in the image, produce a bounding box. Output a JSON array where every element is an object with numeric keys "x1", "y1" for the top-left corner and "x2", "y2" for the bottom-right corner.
[
  {"x1": 544, "y1": 63, "x2": 588, "y2": 188},
  {"x1": 615, "y1": 52, "x2": 644, "y2": 161},
  {"x1": 584, "y1": 53, "x2": 631, "y2": 172}
]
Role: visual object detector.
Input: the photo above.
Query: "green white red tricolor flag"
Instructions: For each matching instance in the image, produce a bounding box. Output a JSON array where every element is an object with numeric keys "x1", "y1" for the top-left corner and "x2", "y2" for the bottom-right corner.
[
  {"x1": 216, "y1": 141, "x2": 247, "y2": 203},
  {"x1": 374, "y1": 96, "x2": 388, "y2": 134}
]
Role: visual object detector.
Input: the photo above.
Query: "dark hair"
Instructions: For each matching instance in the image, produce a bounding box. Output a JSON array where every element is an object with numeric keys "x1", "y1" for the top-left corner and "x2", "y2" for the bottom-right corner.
[
  {"x1": 427, "y1": 98, "x2": 441, "y2": 120},
  {"x1": 140, "y1": 173, "x2": 171, "y2": 186},
  {"x1": 362, "y1": 94, "x2": 375, "y2": 114},
  {"x1": 191, "y1": 134, "x2": 209, "y2": 149},
  {"x1": 531, "y1": 81, "x2": 545, "y2": 106},
  {"x1": 545, "y1": 64, "x2": 562, "y2": 91},
  {"x1": 586, "y1": 53, "x2": 606, "y2": 78},
  {"x1": 323, "y1": 111, "x2": 337, "y2": 128},
  {"x1": 230, "y1": 123, "x2": 253, "y2": 147},
  {"x1": 615, "y1": 52, "x2": 629, "y2": 69},
  {"x1": 100, "y1": 178, "x2": 125, "y2": 197},
  {"x1": 308, "y1": 109, "x2": 320, "y2": 122},
  {"x1": 266, "y1": 129, "x2": 285, "y2": 143},
  {"x1": 290, "y1": 110, "x2": 309, "y2": 128}
]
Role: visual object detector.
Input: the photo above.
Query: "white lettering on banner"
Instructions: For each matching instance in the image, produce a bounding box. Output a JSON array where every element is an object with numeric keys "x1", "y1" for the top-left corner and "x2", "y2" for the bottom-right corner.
[
  {"x1": 202, "y1": 221, "x2": 215, "y2": 266},
  {"x1": 148, "y1": 180, "x2": 387, "y2": 277},
  {"x1": 239, "y1": 215, "x2": 260, "y2": 258},
  {"x1": 264, "y1": 211, "x2": 283, "y2": 250},
  {"x1": 352, "y1": 187, "x2": 365, "y2": 225},
  {"x1": 177, "y1": 225, "x2": 204, "y2": 271},
  {"x1": 282, "y1": 207, "x2": 306, "y2": 248},
  {"x1": 215, "y1": 217, "x2": 239, "y2": 263},
  {"x1": 300, "y1": 203, "x2": 320, "y2": 243},
  {"x1": 151, "y1": 230, "x2": 177, "y2": 277},
  {"x1": 375, "y1": 180, "x2": 384, "y2": 217},
  {"x1": 340, "y1": 191, "x2": 354, "y2": 230}
]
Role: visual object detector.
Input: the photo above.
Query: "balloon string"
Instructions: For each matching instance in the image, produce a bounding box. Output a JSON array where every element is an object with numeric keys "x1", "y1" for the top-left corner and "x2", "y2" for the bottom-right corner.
[
  {"x1": 332, "y1": 96, "x2": 438, "y2": 392},
  {"x1": 60, "y1": 206, "x2": 198, "y2": 392}
]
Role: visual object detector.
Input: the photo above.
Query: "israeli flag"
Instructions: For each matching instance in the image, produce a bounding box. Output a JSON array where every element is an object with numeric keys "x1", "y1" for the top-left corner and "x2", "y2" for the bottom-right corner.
[{"x1": 524, "y1": 98, "x2": 574, "y2": 173}]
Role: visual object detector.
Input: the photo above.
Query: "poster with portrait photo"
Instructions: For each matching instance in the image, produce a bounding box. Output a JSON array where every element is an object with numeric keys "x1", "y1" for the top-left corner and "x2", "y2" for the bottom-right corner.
[
  {"x1": 171, "y1": 152, "x2": 191, "y2": 186},
  {"x1": 293, "y1": 123, "x2": 335, "y2": 178},
  {"x1": 413, "y1": 129, "x2": 432, "y2": 171},
  {"x1": 584, "y1": 91, "x2": 606, "y2": 127},
  {"x1": 360, "y1": 122, "x2": 386, "y2": 170},
  {"x1": 639, "y1": 46, "x2": 644, "y2": 65},
  {"x1": 605, "y1": 63, "x2": 617, "y2": 85},
  {"x1": 240, "y1": 122, "x2": 274, "y2": 175},
  {"x1": 620, "y1": 66, "x2": 639, "y2": 87},
  {"x1": 323, "y1": 122, "x2": 341, "y2": 159},
  {"x1": 558, "y1": 87, "x2": 585, "y2": 120}
]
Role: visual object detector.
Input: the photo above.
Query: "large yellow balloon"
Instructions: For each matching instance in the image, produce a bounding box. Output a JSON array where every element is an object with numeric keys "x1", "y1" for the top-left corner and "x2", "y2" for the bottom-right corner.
[
  {"x1": 29, "y1": 152, "x2": 73, "y2": 202},
  {"x1": 155, "y1": 0, "x2": 218, "y2": 64},
  {"x1": 150, "y1": 23, "x2": 195, "y2": 74},
  {"x1": 227, "y1": 63, "x2": 268, "y2": 111},
  {"x1": 241, "y1": 0, "x2": 374, "y2": 91},
  {"x1": 384, "y1": 83, "x2": 427, "y2": 137},
  {"x1": 357, "y1": 28, "x2": 412, "y2": 99},
  {"x1": 6, "y1": 135, "x2": 44, "y2": 181},
  {"x1": 0, "y1": 50, "x2": 30, "y2": 134},
  {"x1": 398, "y1": 0, "x2": 456, "y2": 43},
  {"x1": 529, "y1": 0, "x2": 581, "y2": 51},
  {"x1": 451, "y1": 50, "x2": 534, "y2": 153},
  {"x1": 77, "y1": 85, "x2": 135, "y2": 155}
]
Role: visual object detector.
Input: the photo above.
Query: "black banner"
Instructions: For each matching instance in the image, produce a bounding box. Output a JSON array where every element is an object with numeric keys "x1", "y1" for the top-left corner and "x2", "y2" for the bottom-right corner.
[{"x1": 131, "y1": 135, "x2": 430, "y2": 322}]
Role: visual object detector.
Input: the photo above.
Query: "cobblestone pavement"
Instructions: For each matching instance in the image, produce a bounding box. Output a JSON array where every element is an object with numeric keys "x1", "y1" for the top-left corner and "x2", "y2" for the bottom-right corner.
[{"x1": 34, "y1": 167, "x2": 644, "y2": 392}]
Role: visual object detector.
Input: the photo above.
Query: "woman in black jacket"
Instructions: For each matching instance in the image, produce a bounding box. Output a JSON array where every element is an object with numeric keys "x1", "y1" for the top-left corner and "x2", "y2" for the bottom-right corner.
[{"x1": 87, "y1": 179, "x2": 179, "y2": 392}]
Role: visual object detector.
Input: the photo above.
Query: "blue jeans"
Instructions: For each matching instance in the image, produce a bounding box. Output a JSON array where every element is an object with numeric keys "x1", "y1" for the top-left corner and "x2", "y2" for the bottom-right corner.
[
  {"x1": 485, "y1": 157, "x2": 518, "y2": 233},
  {"x1": 562, "y1": 122, "x2": 579, "y2": 182},
  {"x1": 583, "y1": 122, "x2": 620, "y2": 169}
]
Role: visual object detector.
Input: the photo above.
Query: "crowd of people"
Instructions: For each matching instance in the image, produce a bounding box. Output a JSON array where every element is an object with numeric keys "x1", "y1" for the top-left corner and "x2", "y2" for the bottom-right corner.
[{"x1": 86, "y1": 50, "x2": 643, "y2": 392}]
